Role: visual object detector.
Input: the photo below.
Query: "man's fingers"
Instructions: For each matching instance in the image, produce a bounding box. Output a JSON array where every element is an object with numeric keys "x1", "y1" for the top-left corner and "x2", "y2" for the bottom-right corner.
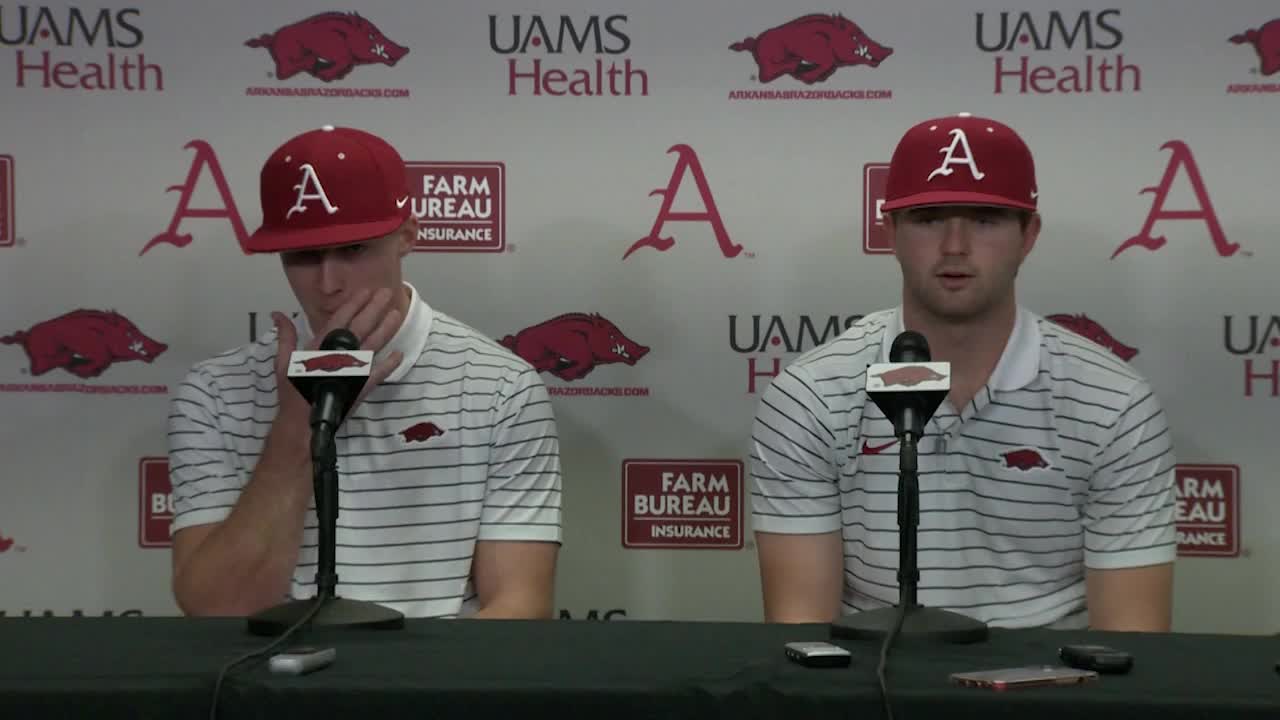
[
  {"x1": 347, "y1": 287, "x2": 395, "y2": 345},
  {"x1": 361, "y1": 308, "x2": 402, "y2": 354},
  {"x1": 312, "y1": 287, "x2": 375, "y2": 349},
  {"x1": 273, "y1": 312, "x2": 297, "y2": 374}
]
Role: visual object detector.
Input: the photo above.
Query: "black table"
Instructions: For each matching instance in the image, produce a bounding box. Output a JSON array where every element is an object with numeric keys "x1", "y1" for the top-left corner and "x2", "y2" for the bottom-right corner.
[{"x1": 1, "y1": 617, "x2": 1276, "y2": 719}]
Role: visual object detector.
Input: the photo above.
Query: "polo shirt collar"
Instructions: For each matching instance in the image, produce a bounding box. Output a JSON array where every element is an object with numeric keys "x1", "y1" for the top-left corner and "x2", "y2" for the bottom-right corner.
[{"x1": 878, "y1": 305, "x2": 1041, "y2": 391}]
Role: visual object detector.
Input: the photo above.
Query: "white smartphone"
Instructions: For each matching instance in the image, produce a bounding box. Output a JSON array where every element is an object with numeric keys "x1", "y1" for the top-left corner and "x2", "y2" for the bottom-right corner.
[{"x1": 268, "y1": 645, "x2": 336, "y2": 675}]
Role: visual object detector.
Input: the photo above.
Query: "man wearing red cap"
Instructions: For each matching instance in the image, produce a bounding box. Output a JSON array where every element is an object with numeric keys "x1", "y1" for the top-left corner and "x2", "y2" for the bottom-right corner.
[
  {"x1": 749, "y1": 113, "x2": 1176, "y2": 630},
  {"x1": 166, "y1": 126, "x2": 562, "y2": 619}
]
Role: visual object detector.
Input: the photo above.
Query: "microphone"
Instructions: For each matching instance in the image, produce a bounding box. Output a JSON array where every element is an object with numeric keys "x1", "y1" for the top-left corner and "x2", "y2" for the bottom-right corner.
[
  {"x1": 831, "y1": 329, "x2": 988, "y2": 645},
  {"x1": 865, "y1": 330, "x2": 950, "y2": 440},
  {"x1": 248, "y1": 326, "x2": 404, "y2": 636},
  {"x1": 287, "y1": 329, "x2": 374, "y2": 449}
]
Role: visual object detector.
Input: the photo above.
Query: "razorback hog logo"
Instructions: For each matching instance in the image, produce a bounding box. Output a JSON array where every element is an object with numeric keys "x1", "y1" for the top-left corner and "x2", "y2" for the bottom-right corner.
[
  {"x1": 1002, "y1": 449, "x2": 1050, "y2": 471},
  {"x1": 0, "y1": 534, "x2": 13, "y2": 552},
  {"x1": 1047, "y1": 314, "x2": 1138, "y2": 362},
  {"x1": 730, "y1": 13, "x2": 892, "y2": 84},
  {"x1": 246, "y1": 12, "x2": 409, "y2": 82},
  {"x1": 500, "y1": 313, "x2": 649, "y2": 382},
  {"x1": 1, "y1": 310, "x2": 167, "y2": 378},
  {"x1": 296, "y1": 353, "x2": 369, "y2": 372},
  {"x1": 872, "y1": 366, "x2": 946, "y2": 387},
  {"x1": 401, "y1": 422, "x2": 445, "y2": 444},
  {"x1": 1230, "y1": 19, "x2": 1280, "y2": 76}
]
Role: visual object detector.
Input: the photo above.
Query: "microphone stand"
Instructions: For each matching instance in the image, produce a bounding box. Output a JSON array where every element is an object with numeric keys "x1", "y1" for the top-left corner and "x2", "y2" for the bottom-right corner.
[
  {"x1": 831, "y1": 412, "x2": 987, "y2": 644},
  {"x1": 246, "y1": 418, "x2": 405, "y2": 636}
]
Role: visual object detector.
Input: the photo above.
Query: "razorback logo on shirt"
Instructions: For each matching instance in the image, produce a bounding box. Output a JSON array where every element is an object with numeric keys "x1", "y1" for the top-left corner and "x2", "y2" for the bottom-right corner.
[
  {"x1": 1001, "y1": 448, "x2": 1050, "y2": 471},
  {"x1": 401, "y1": 421, "x2": 445, "y2": 443}
]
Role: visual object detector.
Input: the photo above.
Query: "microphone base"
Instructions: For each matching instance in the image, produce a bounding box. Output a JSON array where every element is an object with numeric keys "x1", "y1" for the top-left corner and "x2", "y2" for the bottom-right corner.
[
  {"x1": 830, "y1": 605, "x2": 989, "y2": 644},
  {"x1": 246, "y1": 596, "x2": 405, "y2": 637}
]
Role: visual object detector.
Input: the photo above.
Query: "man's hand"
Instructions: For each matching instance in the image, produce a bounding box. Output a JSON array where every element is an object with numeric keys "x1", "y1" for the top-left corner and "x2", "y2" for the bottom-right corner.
[{"x1": 271, "y1": 287, "x2": 406, "y2": 419}]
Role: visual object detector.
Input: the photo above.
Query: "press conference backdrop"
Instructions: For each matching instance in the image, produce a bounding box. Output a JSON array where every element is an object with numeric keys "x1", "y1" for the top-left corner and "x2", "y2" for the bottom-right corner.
[{"x1": 0, "y1": 0, "x2": 1274, "y2": 632}]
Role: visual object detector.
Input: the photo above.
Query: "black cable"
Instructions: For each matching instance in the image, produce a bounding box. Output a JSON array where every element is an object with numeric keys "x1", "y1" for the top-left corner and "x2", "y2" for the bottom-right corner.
[
  {"x1": 876, "y1": 603, "x2": 908, "y2": 720},
  {"x1": 208, "y1": 595, "x2": 326, "y2": 720}
]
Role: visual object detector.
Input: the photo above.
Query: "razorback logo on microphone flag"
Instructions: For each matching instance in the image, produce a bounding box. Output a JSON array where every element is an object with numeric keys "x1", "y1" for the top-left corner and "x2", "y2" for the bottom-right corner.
[
  {"x1": 288, "y1": 350, "x2": 374, "y2": 377},
  {"x1": 866, "y1": 361, "x2": 951, "y2": 391}
]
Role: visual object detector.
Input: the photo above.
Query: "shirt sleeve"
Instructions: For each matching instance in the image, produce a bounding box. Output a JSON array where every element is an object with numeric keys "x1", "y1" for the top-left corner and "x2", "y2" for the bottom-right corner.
[
  {"x1": 749, "y1": 364, "x2": 842, "y2": 534},
  {"x1": 167, "y1": 367, "x2": 245, "y2": 535},
  {"x1": 1083, "y1": 379, "x2": 1177, "y2": 569},
  {"x1": 478, "y1": 367, "x2": 562, "y2": 543}
]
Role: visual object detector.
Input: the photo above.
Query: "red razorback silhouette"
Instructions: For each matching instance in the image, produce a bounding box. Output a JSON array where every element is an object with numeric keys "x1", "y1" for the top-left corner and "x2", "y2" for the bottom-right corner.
[
  {"x1": 0, "y1": 534, "x2": 13, "y2": 552},
  {"x1": 246, "y1": 12, "x2": 409, "y2": 82},
  {"x1": 1, "y1": 309, "x2": 167, "y2": 378},
  {"x1": 297, "y1": 354, "x2": 368, "y2": 372},
  {"x1": 501, "y1": 313, "x2": 649, "y2": 382},
  {"x1": 1002, "y1": 449, "x2": 1050, "y2": 471},
  {"x1": 1046, "y1": 314, "x2": 1138, "y2": 361},
  {"x1": 872, "y1": 366, "x2": 946, "y2": 387},
  {"x1": 730, "y1": 13, "x2": 892, "y2": 84},
  {"x1": 401, "y1": 422, "x2": 445, "y2": 443},
  {"x1": 1230, "y1": 19, "x2": 1280, "y2": 76}
]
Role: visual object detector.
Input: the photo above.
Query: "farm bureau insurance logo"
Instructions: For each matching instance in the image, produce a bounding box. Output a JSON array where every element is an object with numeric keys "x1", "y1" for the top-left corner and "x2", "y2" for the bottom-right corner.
[
  {"x1": 244, "y1": 11, "x2": 411, "y2": 100},
  {"x1": 623, "y1": 459, "x2": 743, "y2": 549},
  {"x1": 1175, "y1": 464, "x2": 1240, "y2": 557},
  {"x1": 405, "y1": 162, "x2": 505, "y2": 252},
  {"x1": 489, "y1": 14, "x2": 647, "y2": 97},
  {"x1": 730, "y1": 313, "x2": 863, "y2": 393},
  {"x1": 3, "y1": 5, "x2": 164, "y2": 91},
  {"x1": 0, "y1": 154, "x2": 12, "y2": 248},
  {"x1": 500, "y1": 313, "x2": 650, "y2": 398},
  {"x1": 0, "y1": 309, "x2": 168, "y2": 394},
  {"x1": 975, "y1": 9, "x2": 1139, "y2": 95},
  {"x1": 1222, "y1": 314, "x2": 1280, "y2": 397},
  {"x1": 138, "y1": 457, "x2": 172, "y2": 548},
  {"x1": 1228, "y1": 18, "x2": 1280, "y2": 94},
  {"x1": 727, "y1": 13, "x2": 892, "y2": 101},
  {"x1": 863, "y1": 163, "x2": 890, "y2": 253}
]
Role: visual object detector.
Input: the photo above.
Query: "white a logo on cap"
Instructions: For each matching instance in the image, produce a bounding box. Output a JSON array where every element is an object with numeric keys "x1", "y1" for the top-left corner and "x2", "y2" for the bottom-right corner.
[
  {"x1": 927, "y1": 129, "x2": 985, "y2": 182},
  {"x1": 286, "y1": 163, "x2": 340, "y2": 219}
]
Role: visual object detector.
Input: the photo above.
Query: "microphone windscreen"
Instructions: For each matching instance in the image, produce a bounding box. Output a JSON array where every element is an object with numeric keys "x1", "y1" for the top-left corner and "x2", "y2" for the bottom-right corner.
[
  {"x1": 889, "y1": 330, "x2": 931, "y2": 364},
  {"x1": 319, "y1": 328, "x2": 360, "y2": 352}
]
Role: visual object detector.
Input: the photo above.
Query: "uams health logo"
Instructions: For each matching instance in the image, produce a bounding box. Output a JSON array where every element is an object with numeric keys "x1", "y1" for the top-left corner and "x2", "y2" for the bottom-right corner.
[
  {"x1": 1175, "y1": 464, "x2": 1240, "y2": 557},
  {"x1": 1110, "y1": 141, "x2": 1239, "y2": 260},
  {"x1": 489, "y1": 14, "x2": 647, "y2": 97},
  {"x1": 1228, "y1": 18, "x2": 1280, "y2": 94},
  {"x1": 623, "y1": 460, "x2": 743, "y2": 549},
  {"x1": 730, "y1": 313, "x2": 863, "y2": 393},
  {"x1": 1046, "y1": 314, "x2": 1137, "y2": 361},
  {"x1": 727, "y1": 13, "x2": 893, "y2": 102},
  {"x1": 501, "y1": 313, "x2": 650, "y2": 398},
  {"x1": 1, "y1": 309, "x2": 168, "y2": 395},
  {"x1": 0, "y1": 154, "x2": 12, "y2": 248},
  {"x1": 244, "y1": 12, "x2": 411, "y2": 100},
  {"x1": 625, "y1": 145, "x2": 747, "y2": 260},
  {"x1": 975, "y1": 9, "x2": 1138, "y2": 95},
  {"x1": 2, "y1": 5, "x2": 163, "y2": 91},
  {"x1": 138, "y1": 457, "x2": 172, "y2": 548},
  {"x1": 405, "y1": 162, "x2": 505, "y2": 252},
  {"x1": 1223, "y1": 314, "x2": 1280, "y2": 398}
]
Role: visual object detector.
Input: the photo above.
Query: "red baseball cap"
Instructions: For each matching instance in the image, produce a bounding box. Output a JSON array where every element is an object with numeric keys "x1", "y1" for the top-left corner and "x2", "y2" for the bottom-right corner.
[
  {"x1": 881, "y1": 113, "x2": 1038, "y2": 213},
  {"x1": 245, "y1": 125, "x2": 412, "y2": 253}
]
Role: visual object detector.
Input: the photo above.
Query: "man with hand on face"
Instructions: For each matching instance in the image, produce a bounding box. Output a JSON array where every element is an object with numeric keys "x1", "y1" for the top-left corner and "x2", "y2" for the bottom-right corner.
[
  {"x1": 749, "y1": 113, "x2": 1176, "y2": 631},
  {"x1": 167, "y1": 126, "x2": 561, "y2": 620}
]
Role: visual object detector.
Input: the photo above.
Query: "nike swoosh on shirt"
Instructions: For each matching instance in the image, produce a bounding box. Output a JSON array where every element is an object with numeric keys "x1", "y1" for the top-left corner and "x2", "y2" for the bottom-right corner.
[{"x1": 861, "y1": 439, "x2": 899, "y2": 455}]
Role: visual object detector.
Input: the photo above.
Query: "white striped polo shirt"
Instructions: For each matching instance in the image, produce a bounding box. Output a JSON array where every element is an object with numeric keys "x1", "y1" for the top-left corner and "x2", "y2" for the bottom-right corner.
[
  {"x1": 750, "y1": 305, "x2": 1176, "y2": 629},
  {"x1": 168, "y1": 282, "x2": 562, "y2": 619}
]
